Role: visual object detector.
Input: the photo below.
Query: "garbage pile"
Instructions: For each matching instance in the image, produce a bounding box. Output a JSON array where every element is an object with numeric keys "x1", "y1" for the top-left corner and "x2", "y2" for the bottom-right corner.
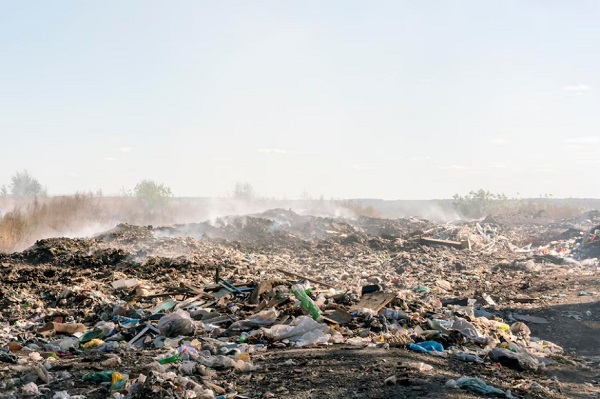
[{"x1": 0, "y1": 209, "x2": 598, "y2": 398}]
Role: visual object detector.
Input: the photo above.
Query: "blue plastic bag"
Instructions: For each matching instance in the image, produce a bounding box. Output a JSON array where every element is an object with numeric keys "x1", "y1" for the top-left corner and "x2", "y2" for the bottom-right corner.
[{"x1": 409, "y1": 341, "x2": 444, "y2": 353}]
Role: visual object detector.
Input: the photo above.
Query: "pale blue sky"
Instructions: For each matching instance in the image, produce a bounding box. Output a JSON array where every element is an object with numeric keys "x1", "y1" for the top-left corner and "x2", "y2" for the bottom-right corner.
[{"x1": 1, "y1": 1, "x2": 599, "y2": 199}]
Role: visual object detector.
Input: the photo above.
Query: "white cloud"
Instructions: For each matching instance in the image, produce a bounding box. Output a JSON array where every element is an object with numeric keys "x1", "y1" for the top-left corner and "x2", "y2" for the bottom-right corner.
[
  {"x1": 492, "y1": 163, "x2": 508, "y2": 169},
  {"x1": 438, "y1": 165, "x2": 468, "y2": 170},
  {"x1": 119, "y1": 147, "x2": 132, "y2": 153},
  {"x1": 490, "y1": 138, "x2": 510, "y2": 145},
  {"x1": 257, "y1": 148, "x2": 287, "y2": 154},
  {"x1": 105, "y1": 157, "x2": 117, "y2": 161},
  {"x1": 563, "y1": 84, "x2": 592, "y2": 92},
  {"x1": 564, "y1": 136, "x2": 600, "y2": 144}
]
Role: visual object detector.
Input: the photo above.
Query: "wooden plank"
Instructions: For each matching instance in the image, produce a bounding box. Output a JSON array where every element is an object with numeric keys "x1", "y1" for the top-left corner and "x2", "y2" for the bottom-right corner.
[
  {"x1": 350, "y1": 292, "x2": 396, "y2": 312},
  {"x1": 182, "y1": 284, "x2": 205, "y2": 295},
  {"x1": 322, "y1": 308, "x2": 353, "y2": 325},
  {"x1": 174, "y1": 295, "x2": 202, "y2": 310},
  {"x1": 420, "y1": 237, "x2": 468, "y2": 249}
]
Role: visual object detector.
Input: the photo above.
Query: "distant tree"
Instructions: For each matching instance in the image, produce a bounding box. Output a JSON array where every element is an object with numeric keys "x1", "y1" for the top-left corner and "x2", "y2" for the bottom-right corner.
[
  {"x1": 452, "y1": 189, "x2": 509, "y2": 218},
  {"x1": 233, "y1": 182, "x2": 255, "y2": 200},
  {"x1": 0, "y1": 184, "x2": 8, "y2": 197},
  {"x1": 9, "y1": 170, "x2": 47, "y2": 198},
  {"x1": 134, "y1": 180, "x2": 172, "y2": 208}
]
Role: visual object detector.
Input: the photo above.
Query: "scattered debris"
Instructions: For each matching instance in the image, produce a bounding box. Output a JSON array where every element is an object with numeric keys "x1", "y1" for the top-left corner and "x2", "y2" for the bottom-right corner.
[{"x1": 0, "y1": 208, "x2": 599, "y2": 398}]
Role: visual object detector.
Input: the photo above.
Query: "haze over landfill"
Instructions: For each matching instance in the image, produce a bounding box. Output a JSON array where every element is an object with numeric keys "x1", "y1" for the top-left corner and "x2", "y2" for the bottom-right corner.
[{"x1": 2, "y1": 1, "x2": 600, "y2": 199}]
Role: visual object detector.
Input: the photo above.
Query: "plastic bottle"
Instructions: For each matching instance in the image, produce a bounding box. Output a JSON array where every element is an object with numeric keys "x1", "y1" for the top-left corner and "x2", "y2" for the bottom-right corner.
[
  {"x1": 292, "y1": 284, "x2": 321, "y2": 320},
  {"x1": 158, "y1": 354, "x2": 181, "y2": 364},
  {"x1": 429, "y1": 319, "x2": 453, "y2": 331},
  {"x1": 178, "y1": 344, "x2": 199, "y2": 360}
]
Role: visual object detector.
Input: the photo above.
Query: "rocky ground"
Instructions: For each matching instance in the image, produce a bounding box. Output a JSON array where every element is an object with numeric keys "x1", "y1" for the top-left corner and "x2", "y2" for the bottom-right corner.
[{"x1": 0, "y1": 209, "x2": 599, "y2": 399}]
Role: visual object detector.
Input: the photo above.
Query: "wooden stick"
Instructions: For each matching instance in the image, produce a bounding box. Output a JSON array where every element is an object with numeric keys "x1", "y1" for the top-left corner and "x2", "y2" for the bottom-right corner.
[{"x1": 275, "y1": 268, "x2": 336, "y2": 289}]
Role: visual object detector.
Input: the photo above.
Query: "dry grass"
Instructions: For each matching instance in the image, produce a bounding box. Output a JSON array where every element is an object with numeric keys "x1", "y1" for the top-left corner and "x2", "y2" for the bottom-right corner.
[
  {"x1": 0, "y1": 194, "x2": 160, "y2": 253},
  {"x1": 0, "y1": 208, "x2": 31, "y2": 253},
  {"x1": 337, "y1": 200, "x2": 382, "y2": 218}
]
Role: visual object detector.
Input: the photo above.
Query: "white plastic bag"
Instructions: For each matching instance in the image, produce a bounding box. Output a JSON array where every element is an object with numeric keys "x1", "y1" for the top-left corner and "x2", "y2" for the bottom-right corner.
[
  {"x1": 262, "y1": 316, "x2": 331, "y2": 346},
  {"x1": 452, "y1": 318, "x2": 486, "y2": 343},
  {"x1": 294, "y1": 328, "x2": 331, "y2": 347},
  {"x1": 229, "y1": 309, "x2": 279, "y2": 330}
]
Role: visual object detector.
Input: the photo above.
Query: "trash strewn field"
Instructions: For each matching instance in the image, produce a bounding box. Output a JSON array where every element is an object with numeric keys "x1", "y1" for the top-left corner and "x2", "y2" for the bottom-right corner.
[{"x1": 1, "y1": 209, "x2": 600, "y2": 398}]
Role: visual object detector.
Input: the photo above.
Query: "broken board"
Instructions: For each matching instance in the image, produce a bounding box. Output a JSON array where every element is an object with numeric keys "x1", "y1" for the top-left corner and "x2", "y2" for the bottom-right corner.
[{"x1": 350, "y1": 292, "x2": 396, "y2": 312}]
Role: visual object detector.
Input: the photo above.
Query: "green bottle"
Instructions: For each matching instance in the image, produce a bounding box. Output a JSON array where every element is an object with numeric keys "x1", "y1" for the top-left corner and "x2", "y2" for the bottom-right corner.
[
  {"x1": 158, "y1": 354, "x2": 181, "y2": 364},
  {"x1": 292, "y1": 284, "x2": 321, "y2": 320}
]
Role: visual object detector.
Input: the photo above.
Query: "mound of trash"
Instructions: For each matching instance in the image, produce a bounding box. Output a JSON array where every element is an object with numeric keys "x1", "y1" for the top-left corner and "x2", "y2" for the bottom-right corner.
[{"x1": 0, "y1": 209, "x2": 598, "y2": 398}]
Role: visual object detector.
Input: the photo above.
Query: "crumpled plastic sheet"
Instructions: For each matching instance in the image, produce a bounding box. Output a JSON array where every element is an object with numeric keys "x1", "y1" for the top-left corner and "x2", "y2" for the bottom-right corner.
[
  {"x1": 409, "y1": 341, "x2": 444, "y2": 354},
  {"x1": 261, "y1": 316, "x2": 331, "y2": 347},
  {"x1": 490, "y1": 345, "x2": 541, "y2": 371},
  {"x1": 228, "y1": 308, "x2": 280, "y2": 330},
  {"x1": 447, "y1": 377, "x2": 518, "y2": 398},
  {"x1": 452, "y1": 317, "x2": 487, "y2": 343},
  {"x1": 157, "y1": 309, "x2": 195, "y2": 338}
]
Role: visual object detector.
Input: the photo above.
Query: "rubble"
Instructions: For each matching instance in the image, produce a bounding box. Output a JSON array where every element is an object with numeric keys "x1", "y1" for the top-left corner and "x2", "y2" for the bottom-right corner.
[{"x1": 0, "y1": 209, "x2": 599, "y2": 398}]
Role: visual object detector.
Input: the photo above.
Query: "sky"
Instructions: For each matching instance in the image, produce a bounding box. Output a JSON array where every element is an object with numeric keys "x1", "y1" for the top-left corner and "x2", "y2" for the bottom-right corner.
[{"x1": 1, "y1": 1, "x2": 599, "y2": 200}]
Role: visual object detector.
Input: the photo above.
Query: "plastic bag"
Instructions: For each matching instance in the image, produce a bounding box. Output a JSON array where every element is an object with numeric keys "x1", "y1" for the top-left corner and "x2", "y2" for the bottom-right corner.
[
  {"x1": 52, "y1": 392, "x2": 85, "y2": 399},
  {"x1": 263, "y1": 316, "x2": 325, "y2": 340},
  {"x1": 22, "y1": 382, "x2": 40, "y2": 396},
  {"x1": 82, "y1": 370, "x2": 117, "y2": 383},
  {"x1": 452, "y1": 318, "x2": 486, "y2": 343},
  {"x1": 452, "y1": 351, "x2": 484, "y2": 364},
  {"x1": 229, "y1": 309, "x2": 280, "y2": 330},
  {"x1": 447, "y1": 377, "x2": 517, "y2": 398},
  {"x1": 52, "y1": 337, "x2": 79, "y2": 352},
  {"x1": 409, "y1": 341, "x2": 444, "y2": 354},
  {"x1": 157, "y1": 309, "x2": 195, "y2": 338},
  {"x1": 111, "y1": 371, "x2": 128, "y2": 392},
  {"x1": 94, "y1": 321, "x2": 116, "y2": 336},
  {"x1": 178, "y1": 344, "x2": 200, "y2": 360},
  {"x1": 490, "y1": 346, "x2": 540, "y2": 371},
  {"x1": 294, "y1": 328, "x2": 331, "y2": 347}
]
